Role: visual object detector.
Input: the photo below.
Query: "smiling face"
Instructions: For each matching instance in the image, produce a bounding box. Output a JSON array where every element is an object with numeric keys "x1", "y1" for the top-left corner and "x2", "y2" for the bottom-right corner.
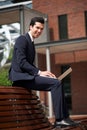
[{"x1": 29, "y1": 22, "x2": 44, "y2": 39}]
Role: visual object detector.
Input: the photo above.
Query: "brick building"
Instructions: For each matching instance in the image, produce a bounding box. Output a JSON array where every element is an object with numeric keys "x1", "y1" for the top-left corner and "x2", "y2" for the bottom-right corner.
[{"x1": 33, "y1": 0, "x2": 87, "y2": 116}]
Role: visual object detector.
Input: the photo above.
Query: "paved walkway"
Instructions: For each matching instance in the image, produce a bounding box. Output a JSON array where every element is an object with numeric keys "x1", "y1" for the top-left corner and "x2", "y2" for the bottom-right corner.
[{"x1": 50, "y1": 115, "x2": 87, "y2": 130}]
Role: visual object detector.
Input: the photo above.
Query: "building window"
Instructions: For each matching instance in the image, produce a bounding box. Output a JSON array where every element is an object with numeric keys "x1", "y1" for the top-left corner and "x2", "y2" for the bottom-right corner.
[
  {"x1": 85, "y1": 11, "x2": 87, "y2": 36},
  {"x1": 58, "y1": 14, "x2": 68, "y2": 40},
  {"x1": 61, "y1": 65, "x2": 72, "y2": 112}
]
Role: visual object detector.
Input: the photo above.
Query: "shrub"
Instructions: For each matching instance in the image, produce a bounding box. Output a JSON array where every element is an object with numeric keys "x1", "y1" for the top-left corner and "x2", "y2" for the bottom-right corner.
[{"x1": 0, "y1": 67, "x2": 12, "y2": 86}]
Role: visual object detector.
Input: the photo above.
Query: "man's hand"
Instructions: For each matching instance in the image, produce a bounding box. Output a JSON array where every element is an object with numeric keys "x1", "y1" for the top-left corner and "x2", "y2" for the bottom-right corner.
[{"x1": 39, "y1": 71, "x2": 56, "y2": 78}]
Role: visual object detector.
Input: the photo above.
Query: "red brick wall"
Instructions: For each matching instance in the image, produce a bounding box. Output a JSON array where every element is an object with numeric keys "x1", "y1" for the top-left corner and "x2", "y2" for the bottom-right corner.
[
  {"x1": 55, "y1": 50, "x2": 87, "y2": 64},
  {"x1": 33, "y1": 0, "x2": 87, "y2": 40},
  {"x1": 71, "y1": 62, "x2": 87, "y2": 114},
  {"x1": 68, "y1": 12, "x2": 86, "y2": 39}
]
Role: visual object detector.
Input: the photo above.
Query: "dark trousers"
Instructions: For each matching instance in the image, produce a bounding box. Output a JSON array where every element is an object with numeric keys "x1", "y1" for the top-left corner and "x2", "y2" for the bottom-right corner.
[{"x1": 12, "y1": 75, "x2": 69, "y2": 120}]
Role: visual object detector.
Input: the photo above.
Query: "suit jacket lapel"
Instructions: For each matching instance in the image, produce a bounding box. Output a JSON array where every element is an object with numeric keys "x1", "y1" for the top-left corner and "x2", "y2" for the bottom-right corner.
[{"x1": 25, "y1": 33, "x2": 35, "y2": 61}]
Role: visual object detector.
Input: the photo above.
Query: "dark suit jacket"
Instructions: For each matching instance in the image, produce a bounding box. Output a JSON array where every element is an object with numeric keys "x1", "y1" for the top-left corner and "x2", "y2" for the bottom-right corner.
[{"x1": 9, "y1": 33, "x2": 39, "y2": 81}]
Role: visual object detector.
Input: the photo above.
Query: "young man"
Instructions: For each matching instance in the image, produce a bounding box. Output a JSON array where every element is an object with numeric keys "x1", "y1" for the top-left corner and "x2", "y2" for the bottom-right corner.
[{"x1": 9, "y1": 17, "x2": 78, "y2": 128}]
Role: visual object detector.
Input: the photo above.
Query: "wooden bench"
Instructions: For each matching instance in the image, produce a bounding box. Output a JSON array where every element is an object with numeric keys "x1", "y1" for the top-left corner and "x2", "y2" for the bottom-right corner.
[{"x1": 0, "y1": 86, "x2": 53, "y2": 130}]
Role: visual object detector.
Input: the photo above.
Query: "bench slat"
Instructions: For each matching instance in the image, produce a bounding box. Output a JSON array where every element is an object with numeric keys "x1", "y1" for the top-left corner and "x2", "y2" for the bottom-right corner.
[
  {"x1": 0, "y1": 119, "x2": 49, "y2": 127},
  {"x1": 0, "y1": 87, "x2": 53, "y2": 130},
  {"x1": 0, "y1": 87, "x2": 33, "y2": 94},
  {"x1": 6, "y1": 127, "x2": 52, "y2": 130},
  {"x1": 0, "y1": 114, "x2": 47, "y2": 122},
  {"x1": 3, "y1": 124, "x2": 52, "y2": 130},
  {"x1": 0, "y1": 109, "x2": 44, "y2": 116},
  {"x1": 0, "y1": 99, "x2": 40, "y2": 105},
  {"x1": 0, "y1": 94, "x2": 38, "y2": 99},
  {"x1": 0, "y1": 103, "x2": 40, "y2": 110}
]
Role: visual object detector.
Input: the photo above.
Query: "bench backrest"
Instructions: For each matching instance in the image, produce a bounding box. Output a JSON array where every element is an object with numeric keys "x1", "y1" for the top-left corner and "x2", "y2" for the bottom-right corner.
[{"x1": 0, "y1": 87, "x2": 53, "y2": 130}]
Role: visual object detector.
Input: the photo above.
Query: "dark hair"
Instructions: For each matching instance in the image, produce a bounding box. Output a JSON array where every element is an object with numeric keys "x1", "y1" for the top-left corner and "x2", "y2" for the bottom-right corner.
[{"x1": 29, "y1": 17, "x2": 44, "y2": 26}]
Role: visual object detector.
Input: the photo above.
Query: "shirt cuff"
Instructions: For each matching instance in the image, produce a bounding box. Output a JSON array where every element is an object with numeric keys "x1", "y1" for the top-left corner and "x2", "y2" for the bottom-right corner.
[{"x1": 38, "y1": 70, "x2": 41, "y2": 75}]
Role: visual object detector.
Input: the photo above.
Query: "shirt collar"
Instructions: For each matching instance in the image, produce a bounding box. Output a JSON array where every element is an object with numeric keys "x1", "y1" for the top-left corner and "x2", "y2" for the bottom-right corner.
[{"x1": 28, "y1": 31, "x2": 34, "y2": 42}]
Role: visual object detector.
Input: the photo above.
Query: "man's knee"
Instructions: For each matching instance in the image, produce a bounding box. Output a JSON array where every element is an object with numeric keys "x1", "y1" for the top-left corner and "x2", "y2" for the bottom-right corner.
[{"x1": 53, "y1": 78, "x2": 61, "y2": 87}]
